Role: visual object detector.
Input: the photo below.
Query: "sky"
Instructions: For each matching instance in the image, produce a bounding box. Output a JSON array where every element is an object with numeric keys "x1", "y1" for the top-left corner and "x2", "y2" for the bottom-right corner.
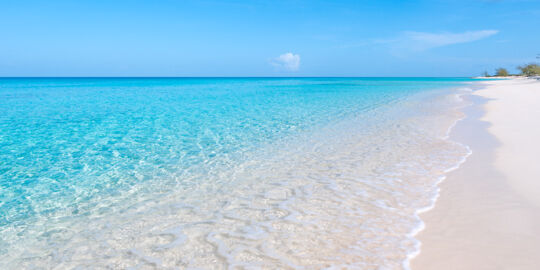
[{"x1": 0, "y1": 0, "x2": 539, "y2": 77}]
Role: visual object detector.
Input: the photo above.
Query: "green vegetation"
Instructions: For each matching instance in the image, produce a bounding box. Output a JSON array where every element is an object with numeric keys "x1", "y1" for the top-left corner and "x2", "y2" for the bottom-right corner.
[
  {"x1": 495, "y1": 68, "x2": 509, "y2": 77},
  {"x1": 480, "y1": 55, "x2": 540, "y2": 77},
  {"x1": 517, "y1": 63, "x2": 540, "y2": 77},
  {"x1": 481, "y1": 68, "x2": 510, "y2": 77}
]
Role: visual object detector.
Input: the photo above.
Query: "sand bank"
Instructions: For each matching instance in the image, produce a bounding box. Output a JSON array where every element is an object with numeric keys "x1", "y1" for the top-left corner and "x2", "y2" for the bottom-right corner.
[{"x1": 412, "y1": 78, "x2": 540, "y2": 269}]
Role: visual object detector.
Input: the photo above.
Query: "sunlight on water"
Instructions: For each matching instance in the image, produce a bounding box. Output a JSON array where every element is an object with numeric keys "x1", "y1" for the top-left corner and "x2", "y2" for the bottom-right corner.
[{"x1": 0, "y1": 78, "x2": 473, "y2": 269}]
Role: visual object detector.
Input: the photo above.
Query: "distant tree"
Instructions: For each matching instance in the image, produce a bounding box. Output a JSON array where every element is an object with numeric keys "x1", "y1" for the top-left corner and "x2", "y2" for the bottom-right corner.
[
  {"x1": 482, "y1": 71, "x2": 490, "y2": 77},
  {"x1": 495, "y1": 68, "x2": 509, "y2": 77},
  {"x1": 518, "y1": 63, "x2": 540, "y2": 77}
]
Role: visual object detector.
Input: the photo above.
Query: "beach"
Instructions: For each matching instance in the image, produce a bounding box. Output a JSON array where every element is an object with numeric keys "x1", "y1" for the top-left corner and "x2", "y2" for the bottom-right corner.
[
  {"x1": 1, "y1": 0, "x2": 539, "y2": 268},
  {"x1": 3, "y1": 77, "x2": 539, "y2": 268},
  {"x1": 413, "y1": 78, "x2": 540, "y2": 269}
]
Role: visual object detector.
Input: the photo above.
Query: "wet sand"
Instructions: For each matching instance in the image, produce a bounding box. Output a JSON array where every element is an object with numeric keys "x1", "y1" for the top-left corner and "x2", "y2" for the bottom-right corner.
[{"x1": 412, "y1": 79, "x2": 540, "y2": 269}]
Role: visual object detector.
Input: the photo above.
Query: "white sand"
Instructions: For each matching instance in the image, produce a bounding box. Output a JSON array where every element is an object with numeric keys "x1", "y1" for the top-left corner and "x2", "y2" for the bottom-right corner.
[
  {"x1": 478, "y1": 79, "x2": 540, "y2": 208},
  {"x1": 412, "y1": 78, "x2": 540, "y2": 269}
]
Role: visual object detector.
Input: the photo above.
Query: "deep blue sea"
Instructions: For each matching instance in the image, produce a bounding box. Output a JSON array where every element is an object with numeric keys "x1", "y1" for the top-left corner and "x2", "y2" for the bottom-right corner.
[{"x1": 0, "y1": 78, "x2": 473, "y2": 269}]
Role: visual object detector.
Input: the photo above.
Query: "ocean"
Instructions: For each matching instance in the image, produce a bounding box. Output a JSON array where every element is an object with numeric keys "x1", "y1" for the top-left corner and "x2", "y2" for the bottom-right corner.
[{"x1": 0, "y1": 78, "x2": 473, "y2": 269}]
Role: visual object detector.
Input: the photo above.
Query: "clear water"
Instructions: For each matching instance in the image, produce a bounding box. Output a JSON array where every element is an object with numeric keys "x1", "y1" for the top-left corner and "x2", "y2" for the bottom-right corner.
[{"x1": 0, "y1": 78, "x2": 472, "y2": 269}]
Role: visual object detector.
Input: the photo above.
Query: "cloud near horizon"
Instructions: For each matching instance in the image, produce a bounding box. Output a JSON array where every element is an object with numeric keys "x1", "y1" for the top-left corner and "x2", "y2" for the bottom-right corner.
[
  {"x1": 379, "y1": 30, "x2": 499, "y2": 54},
  {"x1": 271, "y1": 53, "x2": 301, "y2": 71},
  {"x1": 341, "y1": 30, "x2": 500, "y2": 55},
  {"x1": 402, "y1": 30, "x2": 499, "y2": 50}
]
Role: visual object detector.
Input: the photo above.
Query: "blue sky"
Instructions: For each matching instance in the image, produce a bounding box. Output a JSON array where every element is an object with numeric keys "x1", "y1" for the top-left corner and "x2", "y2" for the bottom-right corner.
[{"x1": 0, "y1": 0, "x2": 539, "y2": 76}]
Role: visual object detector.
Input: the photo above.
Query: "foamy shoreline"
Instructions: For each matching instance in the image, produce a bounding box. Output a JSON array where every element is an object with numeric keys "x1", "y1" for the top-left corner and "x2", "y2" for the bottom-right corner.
[
  {"x1": 403, "y1": 85, "x2": 476, "y2": 270},
  {"x1": 412, "y1": 78, "x2": 540, "y2": 269}
]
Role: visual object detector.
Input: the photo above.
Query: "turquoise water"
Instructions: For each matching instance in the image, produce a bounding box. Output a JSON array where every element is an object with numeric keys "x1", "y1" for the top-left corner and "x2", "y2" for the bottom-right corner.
[{"x1": 0, "y1": 78, "x2": 472, "y2": 269}]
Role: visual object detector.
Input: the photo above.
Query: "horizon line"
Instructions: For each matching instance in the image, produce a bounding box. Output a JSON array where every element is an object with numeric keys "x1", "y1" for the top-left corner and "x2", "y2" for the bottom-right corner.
[{"x1": 0, "y1": 76, "x2": 476, "y2": 79}]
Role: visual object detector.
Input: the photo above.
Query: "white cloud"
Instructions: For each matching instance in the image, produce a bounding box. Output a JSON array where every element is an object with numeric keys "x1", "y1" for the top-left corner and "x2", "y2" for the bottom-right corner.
[
  {"x1": 335, "y1": 30, "x2": 499, "y2": 56},
  {"x1": 402, "y1": 30, "x2": 499, "y2": 50},
  {"x1": 271, "y1": 53, "x2": 300, "y2": 71}
]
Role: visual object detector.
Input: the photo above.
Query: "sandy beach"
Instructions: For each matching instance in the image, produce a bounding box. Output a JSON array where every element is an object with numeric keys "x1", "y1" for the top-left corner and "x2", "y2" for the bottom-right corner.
[{"x1": 412, "y1": 78, "x2": 540, "y2": 269}]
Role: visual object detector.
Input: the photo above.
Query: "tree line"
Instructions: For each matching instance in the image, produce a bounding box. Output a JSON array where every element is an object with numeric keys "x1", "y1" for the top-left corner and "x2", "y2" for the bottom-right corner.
[{"x1": 484, "y1": 55, "x2": 540, "y2": 77}]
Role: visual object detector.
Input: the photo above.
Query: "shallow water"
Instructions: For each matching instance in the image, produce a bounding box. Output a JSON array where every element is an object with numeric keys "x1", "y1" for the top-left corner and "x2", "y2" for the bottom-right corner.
[{"x1": 0, "y1": 78, "x2": 472, "y2": 269}]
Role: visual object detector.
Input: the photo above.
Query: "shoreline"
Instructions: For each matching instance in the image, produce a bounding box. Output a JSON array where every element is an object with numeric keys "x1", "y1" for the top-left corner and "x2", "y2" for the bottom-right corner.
[
  {"x1": 404, "y1": 84, "x2": 475, "y2": 270},
  {"x1": 412, "y1": 78, "x2": 540, "y2": 269}
]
